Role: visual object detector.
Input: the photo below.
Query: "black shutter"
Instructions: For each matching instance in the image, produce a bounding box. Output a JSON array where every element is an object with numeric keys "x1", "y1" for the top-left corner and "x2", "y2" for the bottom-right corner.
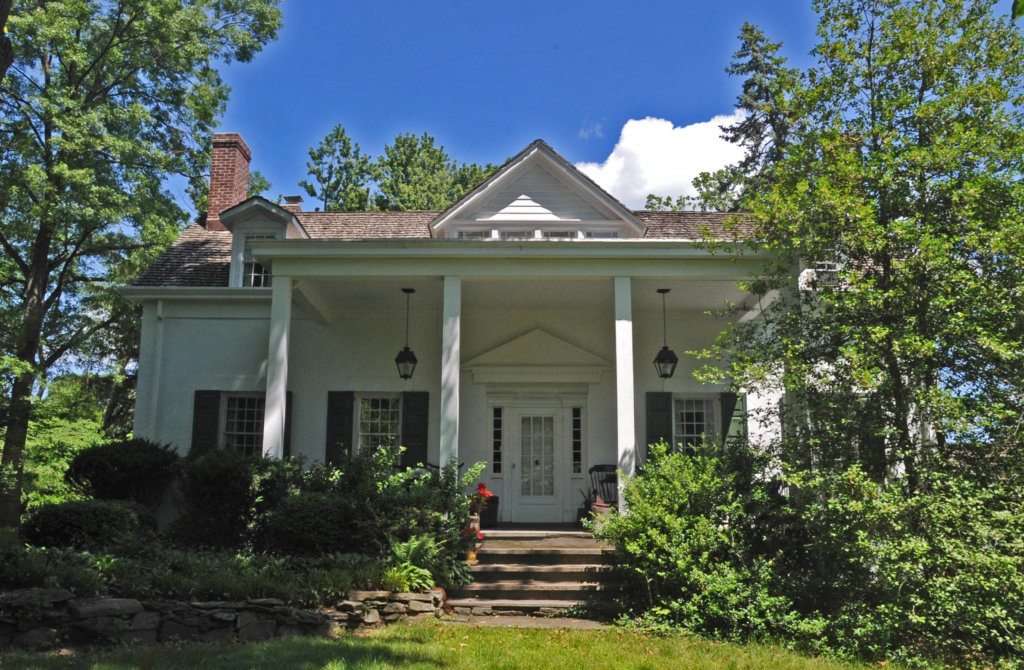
[
  {"x1": 401, "y1": 391, "x2": 429, "y2": 468},
  {"x1": 325, "y1": 391, "x2": 354, "y2": 466},
  {"x1": 646, "y1": 392, "x2": 673, "y2": 457},
  {"x1": 718, "y1": 392, "x2": 744, "y2": 446},
  {"x1": 191, "y1": 390, "x2": 221, "y2": 458},
  {"x1": 283, "y1": 391, "x2": 293, "y2": 460}
]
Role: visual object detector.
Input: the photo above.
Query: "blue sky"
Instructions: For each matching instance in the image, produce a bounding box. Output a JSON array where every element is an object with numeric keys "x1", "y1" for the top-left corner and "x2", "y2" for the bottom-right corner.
[{"x1": 210, "y1": 1, "x2": 823, "y2": 210}]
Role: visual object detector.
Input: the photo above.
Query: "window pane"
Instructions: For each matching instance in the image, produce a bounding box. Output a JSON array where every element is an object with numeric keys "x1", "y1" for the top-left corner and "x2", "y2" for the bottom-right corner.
[
  {"x1": 359, "y1": 396, "x2": 401, "y2": 450},
  {"x1": 673, "y1": 398, "x2": 715, "y2": 450},
  {"x1": 224, "y1": 395, "x2": 265, "y2": 457}
]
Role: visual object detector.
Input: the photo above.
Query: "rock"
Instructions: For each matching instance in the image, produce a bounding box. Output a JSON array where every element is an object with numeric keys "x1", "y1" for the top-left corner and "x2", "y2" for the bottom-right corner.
[
  {"x1": 361, "y1": 609, "x2": 381, "y2": 626},
  {"x1": 382, "y1": 602, "x2": 407, "y2": 614},
  {"x1": 453, "y1": 607, "x2": 471, "y2": 615},
  {"x1": 271, "y1": 605, "x2": 299, "y2": 626},
  {"x1": 471, "y1": 606, "x2": 492, "y2": 616},
  {"x1": 347, "y1": 590, "x2": 390, "y2": 601},
  {"x1": 246, "y1": 598, "x2": 286, "y2": 607},
  {"x1": 159, "y1": 619, "x2": 199, "y2": 642},
  {"x1": 390, "y1": 592, "x2": 433, "y2": 602},
  {"x1": 277, "y1": 625, "x2": 303, "y2": 637},
  {"x1": 337, "y1": 600, "x2": 364, "y2": 613},
  {"x1": 293, "y1": 609, "x2": 323, "y2": 626},
  {"x1": 73, "y1": 615, "x2": 129, "y2": 639},
  {"x1": 69, "y1": 598, "x2": 143, "y2": 618},
  {"x1": 408, "y1": 599, "x2": 435, "y2": 614},
  {"x1": 0, "y1": 588, "x2": 74, "y2": 609},
  {"x1": 209, "y1": 611, "x2": 237, "y2": 623},
  {"x1": 190, "y1": 601, "x2": 244, "y2": 610},
  {"x1": 325, "y1": 611, "x2": 350, "y2": 622}
]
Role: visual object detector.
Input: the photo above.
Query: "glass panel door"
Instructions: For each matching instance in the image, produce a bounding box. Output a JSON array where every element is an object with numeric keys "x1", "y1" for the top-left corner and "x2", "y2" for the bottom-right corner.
[{"x1": 519, "y1": 415, "x2": 555, "y2": 496}]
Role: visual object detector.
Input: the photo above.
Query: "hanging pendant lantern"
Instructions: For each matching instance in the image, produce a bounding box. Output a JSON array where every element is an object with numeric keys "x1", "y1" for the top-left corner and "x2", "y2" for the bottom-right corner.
[
  {"x1": 395, "y1": 288, "x2": 418, "y2": 379},
  {"x1": 653, "y1": 288, "x2": 678, "y2": 379}
]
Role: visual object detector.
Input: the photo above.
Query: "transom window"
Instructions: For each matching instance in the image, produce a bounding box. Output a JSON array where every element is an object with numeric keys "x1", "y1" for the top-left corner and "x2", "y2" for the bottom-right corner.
[
  {"x1": 223, "y1": 394, "x2": 265, "y2": 456},
  {"x1": 673, "y1": 397, "x2": 716, "y2": 450},
  {"x1": 242, "y1": 234, "x2": 274, "y2": 287},
  {"x1": 358, "y1": 395, "x2": 402, "y2": 450}
]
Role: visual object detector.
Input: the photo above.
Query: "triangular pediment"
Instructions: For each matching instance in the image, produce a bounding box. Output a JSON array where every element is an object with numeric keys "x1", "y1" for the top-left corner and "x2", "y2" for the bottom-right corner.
[
  {"x1": 431, "y1": 140, "x2": 645, "y2": 238},
  {"x1": 464, "y1": 329, "x2": 610, "y2": 384}
]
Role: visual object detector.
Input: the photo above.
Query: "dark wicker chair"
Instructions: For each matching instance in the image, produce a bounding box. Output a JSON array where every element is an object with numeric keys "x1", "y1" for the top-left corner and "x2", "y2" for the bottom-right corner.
[{"x1": 588, "y1": 464, "x2": 618, "y2": 506}]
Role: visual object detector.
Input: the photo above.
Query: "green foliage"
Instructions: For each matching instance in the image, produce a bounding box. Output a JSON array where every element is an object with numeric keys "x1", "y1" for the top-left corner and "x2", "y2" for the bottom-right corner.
[
  {"x1": 596, "y1": 442, "x2": 794, "y2": 641},
  {"x1": 299, "y1": 126, "x2": 498, "y2": 212},
  {"x1": 777, "y1": 467, "x2": 1024, "y2": 666},
  {"x1": 20, "y1": 499, "x2": 156, "y2": 553},
  {"x1": 22, "y1": 417, "x2": 103, "y2": 510},
  {"x1": 299, "y1": 124, "x2": 373, "y2": 211},
  {"x1": 0, "y1": 544, "x2": 375, "y2": 608},
  {"x1": 0, "y1": 0, "x2": 283, "y2": 527},
  {"x1": 65, "y1": 438, "x2": 180, "y2": 510},
  {"x1": 174, "y1": 449, "x2": 262, "y2": 549}
]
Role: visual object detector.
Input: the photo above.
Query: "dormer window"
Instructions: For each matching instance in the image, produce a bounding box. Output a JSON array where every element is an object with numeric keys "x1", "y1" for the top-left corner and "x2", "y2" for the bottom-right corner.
[{"x1": 242, "y1": 233, "x2": 274, "y2": 287}]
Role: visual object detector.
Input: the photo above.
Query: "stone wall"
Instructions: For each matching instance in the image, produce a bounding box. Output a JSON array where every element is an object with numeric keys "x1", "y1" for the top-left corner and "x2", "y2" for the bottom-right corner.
[{"x1": 0, "y1": 588, "x2": 445, "y2": 652}]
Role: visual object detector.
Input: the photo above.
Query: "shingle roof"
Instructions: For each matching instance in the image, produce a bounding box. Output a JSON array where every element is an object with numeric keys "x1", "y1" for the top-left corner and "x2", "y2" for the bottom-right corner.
[
  {"x1": 133, "y1": 211, "x2": 753, "y2": 287},
  {"x1": 295, "y1": 210, "x2": 436, "y2": 239},
  {"x1": 134, "y1": 224, "x2": 232, "y2": 286},
  {"x1": 637, "y1": 211, "x2": 753, "y2": 240}
]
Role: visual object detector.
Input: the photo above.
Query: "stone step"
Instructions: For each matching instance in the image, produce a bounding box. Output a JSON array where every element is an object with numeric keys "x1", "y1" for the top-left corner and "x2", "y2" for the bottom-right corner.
[
  {"x1": 448, "y1": 580, "x2": 602, "y2": 601},
  {"x1": 469, "y1": 563, "x2": 609, "y2": 582},
  {"x1": 446, "y1": 598, "x2": 586, "y2": 616},
  {"x1": 475, "y1": 547, "x2": 609, "y2": 565}
]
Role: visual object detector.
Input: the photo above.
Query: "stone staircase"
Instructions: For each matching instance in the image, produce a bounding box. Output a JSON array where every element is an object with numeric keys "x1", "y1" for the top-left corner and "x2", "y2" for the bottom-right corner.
[{"x1": 446, "y1": 527, "x2": 611, "y2": 616}]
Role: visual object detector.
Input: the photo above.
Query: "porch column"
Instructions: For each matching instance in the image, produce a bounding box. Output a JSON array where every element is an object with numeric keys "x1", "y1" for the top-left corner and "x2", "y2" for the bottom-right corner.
[
  {"x1": 262, "y1": 276, "x2": 292, "y2": 459},
  {"x1": 440, "y1": 276, "x2": 461, "y2": 467},
  {"x1": 614, "y1": 276, "x2": 636, "y2": 511}
]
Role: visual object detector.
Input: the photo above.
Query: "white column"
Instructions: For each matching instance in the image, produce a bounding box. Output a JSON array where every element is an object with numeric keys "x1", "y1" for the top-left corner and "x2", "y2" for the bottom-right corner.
[
  {"x1": 614, "y1": 276, "x2": 636, "y2": 511},
  {"x1": 263, "y1": 276, "x2": 292, "y2": 459},
  {"x1": 440, "y1": 276, "x2": 461, "y2": 467}
]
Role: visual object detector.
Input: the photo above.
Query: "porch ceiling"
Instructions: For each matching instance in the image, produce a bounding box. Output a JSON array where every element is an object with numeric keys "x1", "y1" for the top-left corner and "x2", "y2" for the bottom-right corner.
[{"x1": 292, "y1": 276, "x2": 752, "y2": 321}]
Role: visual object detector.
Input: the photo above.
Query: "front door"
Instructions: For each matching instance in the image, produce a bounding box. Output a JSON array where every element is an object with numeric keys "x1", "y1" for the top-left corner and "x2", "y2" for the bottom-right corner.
[{"x1": 507, "y1": 407, "x2": 566, "y2": 522}]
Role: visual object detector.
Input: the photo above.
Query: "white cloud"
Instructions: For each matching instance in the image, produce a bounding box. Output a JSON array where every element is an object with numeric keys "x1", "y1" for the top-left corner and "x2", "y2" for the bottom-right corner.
[{"x1": 575, "y1": 114, "x2": 745, "y2": 209}]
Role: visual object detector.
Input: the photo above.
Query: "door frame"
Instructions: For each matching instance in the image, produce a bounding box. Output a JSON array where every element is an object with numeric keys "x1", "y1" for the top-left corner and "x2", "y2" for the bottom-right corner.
[{"x1": 487, "y1": 388, "x2": 587, "y2": 523}]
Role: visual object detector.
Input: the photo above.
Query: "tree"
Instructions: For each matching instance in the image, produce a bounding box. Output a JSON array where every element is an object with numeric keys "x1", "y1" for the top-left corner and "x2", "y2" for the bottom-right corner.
[
  {"x1": 0, "y1": 0, "x2": 282, "y2": 528},
  {"x1": 299, "y1": 124, "x2": 372, "y2": 211},
  {"x1": 707, "y1": 0, "x2": 1024, "y2": 484},
  {"x1": 648, "y1": 23, "x2": 796, "y2": 213},
  {"x1": 373, "y1": 133, "x2": 494, "y2": 211}
]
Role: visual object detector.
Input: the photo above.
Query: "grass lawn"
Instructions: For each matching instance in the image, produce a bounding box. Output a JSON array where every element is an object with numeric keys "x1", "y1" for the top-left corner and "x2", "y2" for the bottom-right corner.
[{"x1": 1, "y1": 619, "x2": 873, "y2": 670}]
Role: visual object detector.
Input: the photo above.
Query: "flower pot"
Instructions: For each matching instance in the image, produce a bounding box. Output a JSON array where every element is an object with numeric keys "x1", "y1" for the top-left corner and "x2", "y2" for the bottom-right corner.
[{"x1": 479, "y1": 496, "x2": 499, "y2": 528}]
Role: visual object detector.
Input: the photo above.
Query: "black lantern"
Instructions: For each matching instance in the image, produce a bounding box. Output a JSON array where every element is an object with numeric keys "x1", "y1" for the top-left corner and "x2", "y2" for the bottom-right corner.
[
  {"x1": 395, "y1": 288, "x2": 418, "y2": 379},
  {"x1": 653, "y1": 288, "x2": 678, "y2": 379}
]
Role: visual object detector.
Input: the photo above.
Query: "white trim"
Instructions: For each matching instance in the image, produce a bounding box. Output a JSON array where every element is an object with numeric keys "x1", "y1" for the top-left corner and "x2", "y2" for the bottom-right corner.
[{"x1": 469, "y1": 366, "x2": 605, "y2": 384}]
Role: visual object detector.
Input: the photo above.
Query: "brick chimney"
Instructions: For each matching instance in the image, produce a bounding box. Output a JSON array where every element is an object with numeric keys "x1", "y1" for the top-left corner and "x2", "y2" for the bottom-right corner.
[
  {"x1": 281, "y1": 195, "x2": 304, "y2": 213},
  {"x1": 206, "y1": 133, "x2": 251, "y2": 231}
]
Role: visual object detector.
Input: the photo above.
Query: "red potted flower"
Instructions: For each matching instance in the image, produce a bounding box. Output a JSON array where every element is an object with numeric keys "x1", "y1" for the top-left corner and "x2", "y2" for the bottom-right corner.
[{"x1": 470, "y1": 482, "x2": 499, "y2": 528}]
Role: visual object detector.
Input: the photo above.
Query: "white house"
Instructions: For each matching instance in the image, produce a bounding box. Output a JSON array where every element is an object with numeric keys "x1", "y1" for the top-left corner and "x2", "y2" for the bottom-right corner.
[{"x1": 123, "y1": 133, "x2": 769, "y2": 523}]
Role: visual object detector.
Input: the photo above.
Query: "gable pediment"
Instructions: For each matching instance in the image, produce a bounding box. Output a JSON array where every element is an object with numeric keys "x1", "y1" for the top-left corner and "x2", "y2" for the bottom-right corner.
[
  {"x1": 431, "y1": 140, "x2": 645, "y2": 238},
  {"x1": 464, "y1": 329, "x2": 610, "y2": 384}
]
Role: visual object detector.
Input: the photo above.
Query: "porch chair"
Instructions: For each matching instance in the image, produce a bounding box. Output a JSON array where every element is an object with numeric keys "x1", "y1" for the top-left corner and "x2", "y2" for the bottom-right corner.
[{"x1": 588, "y1": 464, "x2": 618, "y2": 506}]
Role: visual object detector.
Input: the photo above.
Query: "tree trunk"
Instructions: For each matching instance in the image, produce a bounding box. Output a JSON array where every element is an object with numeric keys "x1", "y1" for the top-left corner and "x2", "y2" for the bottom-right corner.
[
  {"x1": 0, "y1": 0, "x2": 13, "y2": 83},
  {"x1": 0, "y1": 375, "x2": 35, "y2": 527}
]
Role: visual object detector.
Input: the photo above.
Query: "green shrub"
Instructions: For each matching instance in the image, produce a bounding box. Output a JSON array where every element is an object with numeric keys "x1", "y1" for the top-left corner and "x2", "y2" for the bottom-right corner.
[
  {"x1": 780, "y1": 467, "x2": 1024, "y2": 666},
  {"x1": 173, "y1": 449, "x2": 261, "y2": 549},
  {"x1": 254, "y1": 492, "x2": 363, "y2": 555},
  {"x1": 595, "y1": 441, "x2": 794, "y2": 641},
  {"x1": 20, "y1": 499, "x2": 156, "y2": 553},
  {"x1": 65, "y1": 438, "x2": 180, "y2": 510}
]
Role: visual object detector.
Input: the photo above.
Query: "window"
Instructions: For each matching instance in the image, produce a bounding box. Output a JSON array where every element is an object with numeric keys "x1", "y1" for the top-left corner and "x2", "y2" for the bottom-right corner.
[
  {"x1": 571, "y1": 407, "x2": 583, "y2": 474},
  {"x1": 542, "y1": 230, "x2": 578, "y2": 240},
  {"x1": 358, "y1": 395, "x2": 402, "y2": 450},
  {"x1": 499, "y1": 230, "x2": 536, "y2": 240},
  {"x1": 456, "y1": 230, "x2": 492, "y2": 239},
  {"x1": 673, "y1": 397, "x2": 716, "y2": 450},
  {"x1": 223, "y1": 394, "x2": 265, "y2": 456},
  {"x1": 492, "y1": 407, "x2": 503, "y2": 475},
  {"x1": 585, "y1": 231, "x2": 618, "y2": 239},
  {"x1": 242, "y1": 234, "x2": 274, "y2": 287}
]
